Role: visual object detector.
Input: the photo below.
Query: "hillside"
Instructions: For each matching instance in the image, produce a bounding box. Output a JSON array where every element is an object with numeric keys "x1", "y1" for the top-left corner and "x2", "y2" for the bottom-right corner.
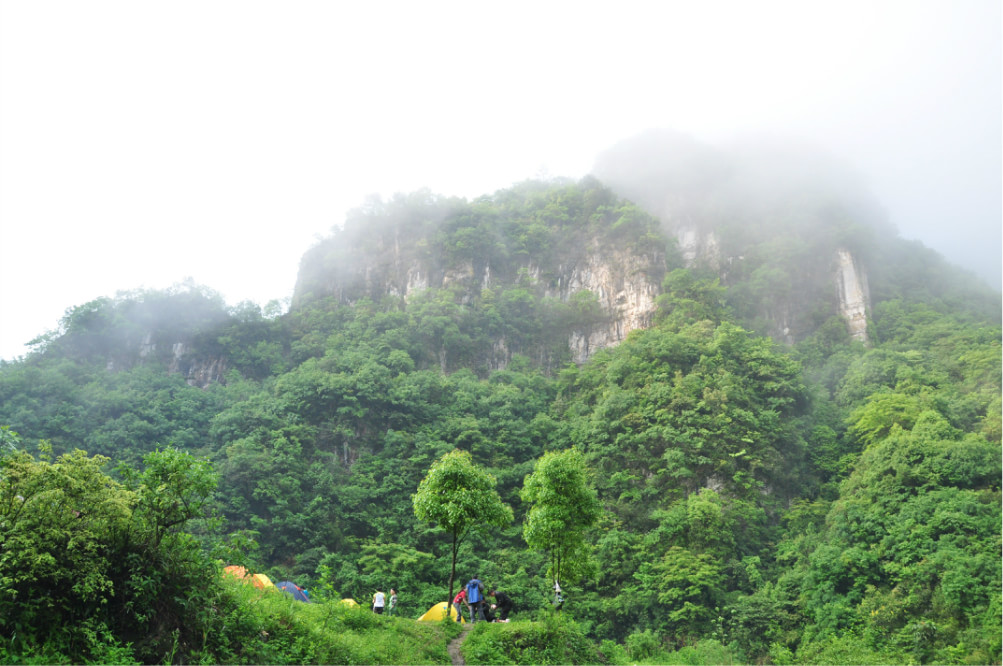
[{"x1": 0, "y1": 160, "x2": 999, "y2": 664}]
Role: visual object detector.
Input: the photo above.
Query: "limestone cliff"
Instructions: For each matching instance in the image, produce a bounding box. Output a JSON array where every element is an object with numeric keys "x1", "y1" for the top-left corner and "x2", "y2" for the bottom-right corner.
[
  {"x1": 552, "y1": 242, "x2": 661, "y2": 363},
  {"x1": 292, "y1": 181, "x2": 669, "y2": 368},
  {"x1": 670, "y1": 226, "x2": 871, "y2": 344},
  {"x1": 295, "y1": 228, "x2": 664, "y2": 366},
  {"x1": 167, "y1": 342, "x2": 228, "y2": 388},
  {"x1": 593, "y1": 130, "x2": 885, "y2": 345},
  {"x1": 834, "y1": 249, "x2": 870, "y2": 343},
  {"x1": 108, "y1": 336, "x2": 228, "y2": 388}
]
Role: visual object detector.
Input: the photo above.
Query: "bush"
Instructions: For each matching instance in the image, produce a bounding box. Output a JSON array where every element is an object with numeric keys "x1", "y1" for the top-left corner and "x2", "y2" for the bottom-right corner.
[
  {"x1": 461, "y1": 615, "x2": 603, "y2": 665},
  {"x1": 0, "y1": 446, "x2": 221, "y2": 664}
]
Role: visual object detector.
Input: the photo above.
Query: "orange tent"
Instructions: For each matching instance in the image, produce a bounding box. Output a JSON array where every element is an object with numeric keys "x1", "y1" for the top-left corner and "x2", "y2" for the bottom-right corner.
[
  {"x1": 223, "y1": 566, "x2": 274, "y2": 590},
  {"x1": 224, "y1": 565, "x2": 249, "y2": 580}
]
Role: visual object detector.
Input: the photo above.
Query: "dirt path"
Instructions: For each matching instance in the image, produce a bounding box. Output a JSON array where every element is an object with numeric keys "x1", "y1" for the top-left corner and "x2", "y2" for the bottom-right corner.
[{"x1": 447, "y1": 623, "x2": 472, "y2": 666}]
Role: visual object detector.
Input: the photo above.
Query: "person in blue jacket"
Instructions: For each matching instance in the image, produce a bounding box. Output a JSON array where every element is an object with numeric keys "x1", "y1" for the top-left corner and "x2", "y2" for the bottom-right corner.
[{"x1": 465, "y1": 576, "x2": 486, "y2": 622}]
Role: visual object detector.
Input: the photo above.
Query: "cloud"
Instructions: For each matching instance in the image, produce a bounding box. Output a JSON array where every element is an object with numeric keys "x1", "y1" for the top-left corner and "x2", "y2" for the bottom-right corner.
[{"x1": 1, "y1": 1, "x2": 998, "y2": 360}]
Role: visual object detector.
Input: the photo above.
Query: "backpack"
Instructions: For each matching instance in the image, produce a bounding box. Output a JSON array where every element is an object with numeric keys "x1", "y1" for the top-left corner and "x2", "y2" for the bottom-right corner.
[{"x1": 466, "y1": 579, "x2": 482, "y2": 603}]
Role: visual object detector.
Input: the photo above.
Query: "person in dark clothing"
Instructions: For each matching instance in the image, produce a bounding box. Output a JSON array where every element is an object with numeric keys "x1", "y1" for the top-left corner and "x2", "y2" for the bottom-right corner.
[
  {"x1": 482, "y1": 603, "x2": 496, "y2": 622},
  {"x1": 489, "y1": 590, "x2": 513, "y2": 621}
]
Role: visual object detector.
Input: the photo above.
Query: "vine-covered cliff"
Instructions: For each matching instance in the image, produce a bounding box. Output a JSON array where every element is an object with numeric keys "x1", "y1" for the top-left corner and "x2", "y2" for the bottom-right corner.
[
  {"x1": 293, "y1": 180, "x2": 670, "y2": 368},
  {"x1": 2, "y1": 152, "x2": 999, "y2": 666}
]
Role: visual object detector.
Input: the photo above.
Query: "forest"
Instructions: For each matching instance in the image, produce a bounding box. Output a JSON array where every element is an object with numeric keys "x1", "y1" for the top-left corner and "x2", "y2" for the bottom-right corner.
[{"x1": 0, "y1": 166, "x2": 1000, "y2": 664}]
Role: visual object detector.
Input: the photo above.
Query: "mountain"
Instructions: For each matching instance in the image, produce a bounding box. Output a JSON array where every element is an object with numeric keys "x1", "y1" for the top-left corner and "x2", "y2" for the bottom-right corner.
[
  {"x1": 0, "y1": 140, "x2": 999, "y2": 664},
  {"x1": 593, "y1": 129, "x2": 1000, "y2": 345},
  {"x1": 292, "y1": 181, "x2": 670, "y2": 369}
]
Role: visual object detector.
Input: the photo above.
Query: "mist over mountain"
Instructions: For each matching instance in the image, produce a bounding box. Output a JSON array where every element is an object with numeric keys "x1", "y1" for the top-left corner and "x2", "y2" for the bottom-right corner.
[
  {"x1": 594, "y1": 129, "x2": 1001, "y2": 289},
  {"x1": 1, "y1": 136, "x2": 1000, "y2": 664}
]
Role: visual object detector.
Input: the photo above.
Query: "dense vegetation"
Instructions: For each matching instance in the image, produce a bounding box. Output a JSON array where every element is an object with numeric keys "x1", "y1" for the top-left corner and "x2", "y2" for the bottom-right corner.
[{"x1": 0, "y1": 175, "x2": 999, "y2": 664}]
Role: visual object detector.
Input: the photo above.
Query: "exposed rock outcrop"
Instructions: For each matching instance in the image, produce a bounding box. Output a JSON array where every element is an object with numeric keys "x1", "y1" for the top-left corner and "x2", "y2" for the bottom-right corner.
[
  {"x1": 168, "y1": 342, "x2": 228, "y2": 388},
  {"x1": 555, "y1": 243, "x2": 661, "y2": 363},
  {"x1": 295, "y1": 222, "x2": 665, "y2": 365},
  {"x1": 834, "y1": 249, "x2": 870, "y2": 344}
]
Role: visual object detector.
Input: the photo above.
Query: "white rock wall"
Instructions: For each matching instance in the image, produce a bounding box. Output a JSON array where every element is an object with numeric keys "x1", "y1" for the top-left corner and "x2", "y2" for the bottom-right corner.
[
  {"x1": 835, "y1": 249, "x2": 870, "y2": 344},
  {"x1": 558, "y1": 243, "x2": 660, "y2": 363}
]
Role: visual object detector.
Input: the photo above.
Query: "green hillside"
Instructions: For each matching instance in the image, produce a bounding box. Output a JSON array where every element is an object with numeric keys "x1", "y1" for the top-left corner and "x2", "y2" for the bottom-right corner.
[{"x1": 1, "y1": 172, "x2": 999, "y2": 664}]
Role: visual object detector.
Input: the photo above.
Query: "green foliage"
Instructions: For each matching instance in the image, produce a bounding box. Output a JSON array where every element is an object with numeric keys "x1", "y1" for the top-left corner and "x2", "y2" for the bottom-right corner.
[
  {"x1": 521, "y1": 448, "x2": 601, "y2": 591},
  {"x1": 189, "y1": 579, "x2": 456, "y2": 665},
  {"x1": 461, "y1": 615, "x2": 603, "y2": 665},
  {"x1": 0, "y1": 175, "x2": 1000, "y2": 664},
  {"x1": 621, "y1": 635, "x2": 742, "y2": 666},
  {"x1": 800, "y1": 411, "x2": 1001, "y2": 662},
  {"x1": 656, "y1": 269, "x2": 728, "y2": 325},
  {"x1": 413, "y1": 449, "x2": 514, "y2": 602},
  {"x1": 0, "y1": 445, "x2": 223, "y2": 664}
]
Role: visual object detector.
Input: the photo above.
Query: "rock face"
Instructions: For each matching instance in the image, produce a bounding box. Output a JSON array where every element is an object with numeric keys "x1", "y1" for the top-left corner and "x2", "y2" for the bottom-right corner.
[
  {"x1": 676, "y1": 226, "x2": 721, "y2": 270},
  {"x1": 834, "y1": 249, "x2": 870, "y2": 343},
  {"x1": 591, "y1": 129, "x2": 888, "y2": 346},
  {"x1": 295, "y1": 227, "x2": 665, "y2": 365},
  {"x1": 555, "y1": 243, "x2": 661, "y2": 363},
  {"x1": 670, "y1": 224, "x2": 871, "y2": 345},
  {"x1": 102, "y1": 335, "x2": 227, "y2": 387},
  {"x1": 167, "y1": 342, "x2": 228, "y2": 388}
]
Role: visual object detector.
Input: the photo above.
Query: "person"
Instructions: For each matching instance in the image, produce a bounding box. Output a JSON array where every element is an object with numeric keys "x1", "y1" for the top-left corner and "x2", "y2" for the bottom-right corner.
[
  {"x1": 482, "y1": 602, "x2": 496, "y2": 622},
  {"x1": 465, "y1": 576, "x2": 485, "y2": 623},
  {"x1": 373, "y1": 588, "x2": 386, "y2": 614},
  {"x1": 489, "y1": 589, "x2": 513, "y2": 621},
  {"x1": 452, "y1": 587, "x2": 468, "y2": 623},
  {"x1": 388, "y1": 588, "x2": 398, "y2": 616}
]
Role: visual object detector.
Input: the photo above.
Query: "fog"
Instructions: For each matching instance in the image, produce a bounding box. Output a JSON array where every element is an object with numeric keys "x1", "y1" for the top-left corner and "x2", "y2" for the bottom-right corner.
[{"x1": 1, "y1": 1, "x2": 999, "y2": 361}]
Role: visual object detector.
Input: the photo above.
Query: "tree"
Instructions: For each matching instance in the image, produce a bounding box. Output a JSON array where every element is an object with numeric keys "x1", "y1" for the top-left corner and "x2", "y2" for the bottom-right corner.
[
  {"x1": 412, "y1": 449, "x2": 513, "y2": 603},
  {"x1": 0, "y1": 444, "x2": 222, "y2": 663},
  {"x1": 521, "y1": 448, "x2": 602, "y2": 606}
]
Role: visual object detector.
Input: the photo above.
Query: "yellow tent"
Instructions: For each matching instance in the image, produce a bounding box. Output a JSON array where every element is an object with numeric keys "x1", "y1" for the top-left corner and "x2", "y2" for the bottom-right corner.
[
  {"x1": 340, "y1": 598, "x2": 359, "y2": 608},
  {"x1": 418, "y1": 602, "x2": 465, "y2": 622},
  {"x1": 223, "y1": 566, "x2": 274, "y2": 590},
  {"x1": 251, "y1": 573, "x2": 274, "y2": 590}
]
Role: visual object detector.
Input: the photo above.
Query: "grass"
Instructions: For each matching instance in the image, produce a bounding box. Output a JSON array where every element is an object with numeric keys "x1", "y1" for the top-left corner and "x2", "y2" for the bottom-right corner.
[
  {"x1": 460, "y1": 614, "x2": 603, "y2": 665},
  {"x1": 188, "y1": 579, "x2": 459, "y2": 665}
]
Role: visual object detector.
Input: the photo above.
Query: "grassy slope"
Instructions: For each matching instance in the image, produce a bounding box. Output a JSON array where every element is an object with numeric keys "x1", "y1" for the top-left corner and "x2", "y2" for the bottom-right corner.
[{"x1": 205, "y1": 580, "x2": 462, "y2": 665}]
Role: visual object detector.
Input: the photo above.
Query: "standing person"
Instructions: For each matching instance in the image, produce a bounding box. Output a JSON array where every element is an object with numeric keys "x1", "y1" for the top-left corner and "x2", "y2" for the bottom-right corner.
[
  {"x1": 373, "y1": 588, "x2": 386, "y2": 614},
  {"x1": 388, "y1": 588, "x2": 398, "y2": 616},
  {"x1": 489, "y1": 589, "x2": 513, "y2": 622},
  {"x1": 465, "y1": 576, "x2": 485, "y2": 623},
  {"x1": 452, "y1": 587, "x2": 468, "y2": 623}
]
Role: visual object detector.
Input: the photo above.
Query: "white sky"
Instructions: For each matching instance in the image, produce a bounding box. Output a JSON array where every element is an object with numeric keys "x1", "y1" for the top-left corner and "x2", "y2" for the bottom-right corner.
[{"x1": 1, "y1": 0, "x2": 1000, "y2": 361}]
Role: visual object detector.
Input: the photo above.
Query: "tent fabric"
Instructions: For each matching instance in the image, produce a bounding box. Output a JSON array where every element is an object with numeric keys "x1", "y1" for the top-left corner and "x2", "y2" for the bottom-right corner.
[
  {"x1": 277, "y1": 581, "x2": 310, "y2": 602},
  {"x1": 223, "y1": 565, "x2": 249, "y2": 580},
  {"x1": 223, "y1": 566, "x2": 273, "y2": 590},
  {"x1": 340, "y1": 598, "x2": 359, "y2": 607},
  {"x1": 418, "y1": 602, "x2": 465, "y2": 622},
  {"x1": 251, "y1": 573, "x2": 274, "y2": 589}
]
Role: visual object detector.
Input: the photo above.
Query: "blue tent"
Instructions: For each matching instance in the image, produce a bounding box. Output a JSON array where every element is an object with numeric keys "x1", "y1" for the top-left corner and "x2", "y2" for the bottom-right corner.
[{"x1": 277, "y1": 581, "x2": 310, "y2": 602}]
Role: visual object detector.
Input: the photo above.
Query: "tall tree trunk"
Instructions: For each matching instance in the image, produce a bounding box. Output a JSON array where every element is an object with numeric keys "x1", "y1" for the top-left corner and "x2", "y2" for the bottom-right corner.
[
  {"x1": 554, "y1": 550, "x2": 562, "y2": 613},
  {"x1": 448, "y1": 530, "x2": 458, "y2": 606}
]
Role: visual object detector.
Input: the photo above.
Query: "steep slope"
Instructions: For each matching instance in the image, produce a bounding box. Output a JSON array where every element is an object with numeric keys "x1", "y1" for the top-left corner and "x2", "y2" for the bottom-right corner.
[
  {"x1": 293, "y1": 181, "x2": 671, "y2": 369},
  {"x1": 1, "y1": 151, "x2": 999, "y2": 665},
  {"x1": 592, "y1": 130, "x2": 1000, "y2": 344}
]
